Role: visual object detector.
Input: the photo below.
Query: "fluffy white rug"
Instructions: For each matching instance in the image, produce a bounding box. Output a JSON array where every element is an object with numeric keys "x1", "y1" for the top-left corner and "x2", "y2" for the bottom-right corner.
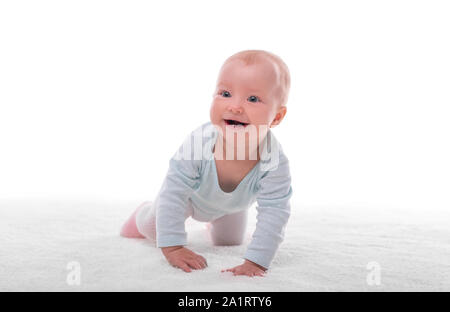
[{"x1": 1, "y1": 199, "x2": 449, "y2": 291}]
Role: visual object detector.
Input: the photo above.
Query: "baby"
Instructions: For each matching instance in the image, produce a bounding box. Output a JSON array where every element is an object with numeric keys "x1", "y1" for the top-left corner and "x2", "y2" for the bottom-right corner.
[{"x1": 120, "y1": 49, "x2": 292, "y2": 277}]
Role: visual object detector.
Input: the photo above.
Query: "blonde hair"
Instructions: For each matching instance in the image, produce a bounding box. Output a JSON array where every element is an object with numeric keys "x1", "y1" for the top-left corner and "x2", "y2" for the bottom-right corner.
[{"x1": 223, "y1": 50, "x2": 291, "y2": 107}]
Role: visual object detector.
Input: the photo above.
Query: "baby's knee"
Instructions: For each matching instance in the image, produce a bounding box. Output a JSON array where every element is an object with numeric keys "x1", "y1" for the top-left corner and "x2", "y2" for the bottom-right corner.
[
  {"x1": 120, "y1": 211, "x2": 145, "y2": 238},
  {"x1": 212, "y1": 238, "x2": 244, "y2": 246},
  {"x1": 210, "y1": 231, "x2": 245, "y2": 246},
  {"x1": 122, "y1": 201, "x2": 154, "y2": 239}
]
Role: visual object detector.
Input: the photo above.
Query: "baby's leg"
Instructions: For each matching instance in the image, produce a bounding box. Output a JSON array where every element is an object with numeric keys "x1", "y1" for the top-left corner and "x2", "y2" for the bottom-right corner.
[
  {"x1": 209, "y1": 210, "x2": 248, "y2": 246},
  {"x1": 121, "y1": 200, "x2": 194, "y2": 242},
  {"x1": 120, "y1": 201, "x2": 153, "y2": 238}
]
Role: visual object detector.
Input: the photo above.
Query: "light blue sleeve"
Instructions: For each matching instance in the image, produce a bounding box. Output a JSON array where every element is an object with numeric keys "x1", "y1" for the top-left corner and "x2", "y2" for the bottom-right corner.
[
  {"x1": 243, "y1": 151, "x2": 293, "y2": 269},
  {"x1": 155, "y1": 140, "x2": 202, "y2": 248}
]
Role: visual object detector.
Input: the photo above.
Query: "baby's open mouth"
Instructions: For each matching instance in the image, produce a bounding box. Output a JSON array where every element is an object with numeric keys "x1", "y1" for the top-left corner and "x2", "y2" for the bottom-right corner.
[{"x1": 224, "y1": 119, "x2": 249, "y2": 127}]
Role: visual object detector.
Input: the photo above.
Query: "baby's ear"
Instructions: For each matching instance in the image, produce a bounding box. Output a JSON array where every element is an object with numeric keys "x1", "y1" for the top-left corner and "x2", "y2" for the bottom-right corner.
[{"x1": 270, "y1": 106, "x2": 287, "y2": 128}]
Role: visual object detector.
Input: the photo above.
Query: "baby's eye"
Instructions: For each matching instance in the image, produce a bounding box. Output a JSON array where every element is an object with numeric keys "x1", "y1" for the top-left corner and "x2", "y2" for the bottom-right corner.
[
  {"x1": 248, "y1": 95, "x2": 260, "y2": 103},
  {"x1": 220, "y1": 90, "x2": 231, "y2": 97}
]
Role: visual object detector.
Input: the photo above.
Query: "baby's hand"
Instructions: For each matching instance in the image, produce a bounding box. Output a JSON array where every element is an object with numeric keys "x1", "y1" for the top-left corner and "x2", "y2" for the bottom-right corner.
[
  {"x1": 161, "y1": 246, "x2": 207, "y2": 273},
  {"x1": 221, "y1": 259, "x2": 267, "y2": 277}
]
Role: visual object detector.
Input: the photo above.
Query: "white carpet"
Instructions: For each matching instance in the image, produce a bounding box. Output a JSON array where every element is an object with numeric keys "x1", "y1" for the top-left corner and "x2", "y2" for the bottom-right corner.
[{"x1": 1, "y1": 199, "x2": 449, "y2": 291}]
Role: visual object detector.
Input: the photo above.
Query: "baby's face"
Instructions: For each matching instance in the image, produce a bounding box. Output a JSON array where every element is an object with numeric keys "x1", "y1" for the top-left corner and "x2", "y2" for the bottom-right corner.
[{"x1": 210, "y1": 57, "x2": 286, "y2": 143}]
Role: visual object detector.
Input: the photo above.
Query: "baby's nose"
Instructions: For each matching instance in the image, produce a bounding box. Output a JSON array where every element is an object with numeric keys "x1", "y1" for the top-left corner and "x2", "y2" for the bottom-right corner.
[{"x1": 228, "y1": 106, "x2": 243, "y2": 114}]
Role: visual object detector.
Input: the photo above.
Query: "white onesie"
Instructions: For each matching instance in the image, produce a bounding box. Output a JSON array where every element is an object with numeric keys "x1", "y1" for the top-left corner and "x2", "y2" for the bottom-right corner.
[{"x1": 136, "y1": 121, "x2": 293, "y2": 269}]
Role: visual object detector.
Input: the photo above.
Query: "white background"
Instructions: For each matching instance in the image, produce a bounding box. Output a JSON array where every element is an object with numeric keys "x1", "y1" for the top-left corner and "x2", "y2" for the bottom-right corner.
[{"x1": 1, "y1": 0, "x2": 449, "y2": 212}]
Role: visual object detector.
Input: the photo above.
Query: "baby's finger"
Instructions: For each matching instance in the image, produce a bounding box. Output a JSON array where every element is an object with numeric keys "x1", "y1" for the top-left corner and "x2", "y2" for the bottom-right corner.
[
  {"x1": 186, "y1": 258, "x2": 202, "y2": 270},
  {"x1": 176, "y1": 261, "x2": 192, "y2": 273},
  {"x1": 232, "y1": 268, "x2": 244, "y2": 276},
  {"x1": 198, "y1": 256, "x2": 208, "y2": 267},
  {"x1": 195, "y1": 256, "x2": 207, "y2": 268},
  {"x1": 194, "y1": 259, "x2": 205, "y2": 270},
  {"x1": 221, "y1": 267, "x2": 234, "y2": 273},
  {"x1": 243, "y1": 270, "x2": 255, "y2": 277}
]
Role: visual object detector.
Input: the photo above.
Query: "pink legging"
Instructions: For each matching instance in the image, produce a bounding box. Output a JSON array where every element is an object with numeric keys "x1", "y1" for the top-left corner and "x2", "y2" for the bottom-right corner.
[{"x1": 120, "y1": 201, "x2": 248, "y2": 246}]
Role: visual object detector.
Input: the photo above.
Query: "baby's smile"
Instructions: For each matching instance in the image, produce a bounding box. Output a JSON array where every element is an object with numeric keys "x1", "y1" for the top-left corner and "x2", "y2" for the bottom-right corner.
[{"x1": 224, "y1": 118, "x2": 249, "y2": 127}]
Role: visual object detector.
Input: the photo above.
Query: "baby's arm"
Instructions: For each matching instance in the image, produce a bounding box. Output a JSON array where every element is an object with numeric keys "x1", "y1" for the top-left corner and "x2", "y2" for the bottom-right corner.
[
  {"x1": 223, "y1": 151, "x2": 293, "y2": 276},
  {"x1": 155, "y1": 133, "x2": 206, "y2": 272}
]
